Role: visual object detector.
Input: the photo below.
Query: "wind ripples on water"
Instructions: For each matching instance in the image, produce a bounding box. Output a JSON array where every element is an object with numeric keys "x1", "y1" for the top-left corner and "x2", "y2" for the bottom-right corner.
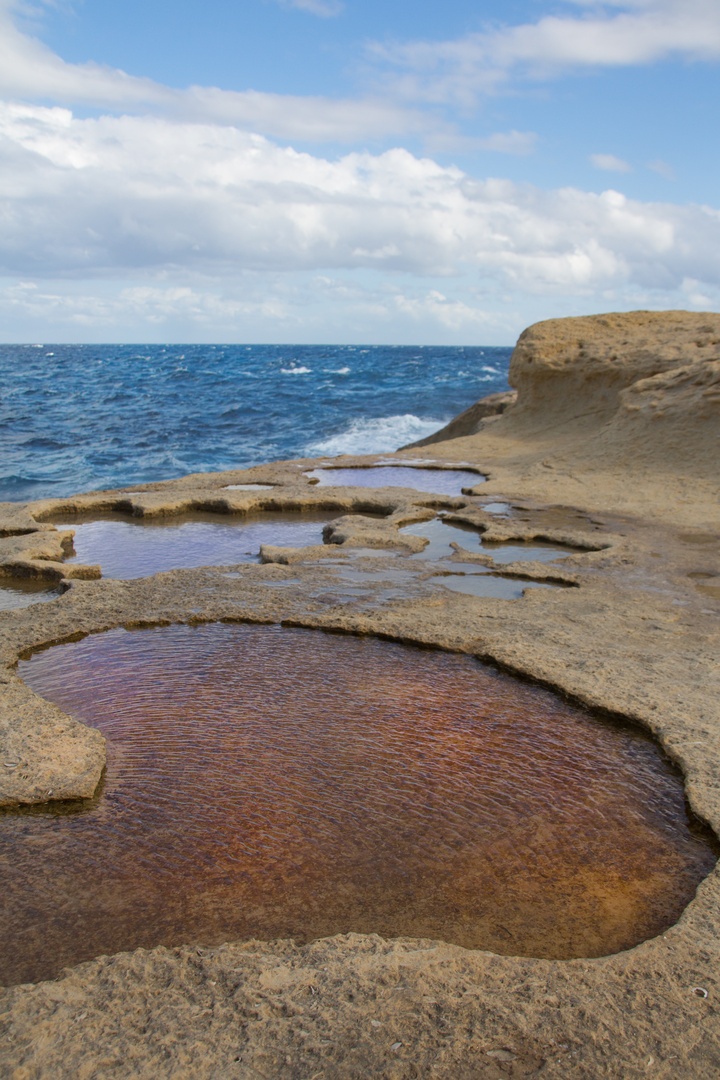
[
  {"x1": 0, "y1": 345, "x2": 511, "y2": 501},
  {"x1": 3, "y1": 623, "x2": 715, "y2": 985}
]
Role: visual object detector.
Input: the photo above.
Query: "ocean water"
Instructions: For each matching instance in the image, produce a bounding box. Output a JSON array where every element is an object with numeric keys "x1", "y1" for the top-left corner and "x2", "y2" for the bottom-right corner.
[{"x1": 0, "y1": 344, "x2": 511, "y2": 502}]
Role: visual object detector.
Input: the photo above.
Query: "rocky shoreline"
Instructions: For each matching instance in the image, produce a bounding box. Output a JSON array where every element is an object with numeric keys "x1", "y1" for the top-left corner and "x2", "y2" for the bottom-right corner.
[{"x1": 1, "y1": 310, "x2": 719, "y2": 1078}]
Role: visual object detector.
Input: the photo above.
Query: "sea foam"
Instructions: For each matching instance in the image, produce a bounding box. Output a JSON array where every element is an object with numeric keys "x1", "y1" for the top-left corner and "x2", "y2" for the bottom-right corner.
[{"x1": 306, "y1": 414, "x2": 446, "y2": 456}]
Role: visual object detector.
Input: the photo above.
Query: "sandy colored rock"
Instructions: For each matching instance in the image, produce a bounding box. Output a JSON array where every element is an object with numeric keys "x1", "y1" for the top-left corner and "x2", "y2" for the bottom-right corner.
[
  {"x1": 0, "y1": 525, "x2": 99, "y2": 582},
  {"x1": 493, "y1": 309, "x2": 720, "y2": 478},
  {"x1": 0, "y1": 310, "x2": 719, "y2": 1079},
  {"x1": 0, "y1": 677, "x2": 105, "y2": 805},
  {"x1": 396, "y1": 310, "x2": 720, "y2": 522},
  {"x1": 402, "y1": 390, "x2": 518, "y2": 448},
  {"x1": 506, "y1": 309, "x2": 719, "y2": 430}
]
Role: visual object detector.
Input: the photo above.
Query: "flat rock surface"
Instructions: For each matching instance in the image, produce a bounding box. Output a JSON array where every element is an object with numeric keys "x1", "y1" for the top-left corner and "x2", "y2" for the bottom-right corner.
[{"x1": 0, "y1": 311, "x2": 719, "y2": 1079}]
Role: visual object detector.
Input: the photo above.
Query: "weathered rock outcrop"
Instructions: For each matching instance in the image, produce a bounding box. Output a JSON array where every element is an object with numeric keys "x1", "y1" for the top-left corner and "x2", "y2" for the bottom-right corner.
[
  {"x1": 500, "y1": 310, "x2": 720, "y2": 473},
  {"x1": 400, "y1": 311, "x2": 720, "y2": 511},
  {"x1": 402, "y1": 390, "x2": 517, "y2": 448},
  {"x1": 507, "y1": 310, "x2": 718, "y2": 426},
  {"x1": 401, "y1": 310, "x2": 719, "y2": 474}
]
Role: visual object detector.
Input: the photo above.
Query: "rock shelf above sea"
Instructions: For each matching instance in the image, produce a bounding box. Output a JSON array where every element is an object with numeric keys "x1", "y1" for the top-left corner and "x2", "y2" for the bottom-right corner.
[{"x1": 0, "y1": 310, "x2": 719, "y2": 1080}]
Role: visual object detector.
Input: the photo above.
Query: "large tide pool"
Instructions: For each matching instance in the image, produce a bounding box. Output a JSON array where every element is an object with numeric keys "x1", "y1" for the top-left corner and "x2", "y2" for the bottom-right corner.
[{"x1": 3, "y1": 622, "x2": 715, "y2": 985}]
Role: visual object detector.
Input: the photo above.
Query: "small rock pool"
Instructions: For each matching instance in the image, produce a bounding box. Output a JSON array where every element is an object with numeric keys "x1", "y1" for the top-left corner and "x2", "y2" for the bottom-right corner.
[
  {"x1": 304, "y1": 466, "x2": 484, "y2": 495},
  {"x1": 398, "y1": 517, "x2": 581, "y2": 599},
  {"x1": 48, "y1": 511, "x2": 337, "y2": 579}
]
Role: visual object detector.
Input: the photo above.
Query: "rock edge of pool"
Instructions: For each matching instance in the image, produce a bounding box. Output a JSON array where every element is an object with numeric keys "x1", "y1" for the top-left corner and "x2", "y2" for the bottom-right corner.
[{"x1": 1, "y1": 309, "x2": 719, "y2": 1080}]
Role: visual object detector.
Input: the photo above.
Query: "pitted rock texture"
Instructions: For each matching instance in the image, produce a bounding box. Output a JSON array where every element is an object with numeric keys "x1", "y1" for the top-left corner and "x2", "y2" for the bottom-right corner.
[
  {"x1": 506, "y1": 310, "x2": 720, "y2": 434},
  {"x1": 400, "y1": 311, "x2": 720, "y2": 520}
]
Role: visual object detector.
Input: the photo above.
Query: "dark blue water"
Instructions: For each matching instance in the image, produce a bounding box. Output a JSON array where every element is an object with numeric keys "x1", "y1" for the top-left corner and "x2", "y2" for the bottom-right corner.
[{"x1": 0, "y1": 344, "x2": 511, "y2": 502}]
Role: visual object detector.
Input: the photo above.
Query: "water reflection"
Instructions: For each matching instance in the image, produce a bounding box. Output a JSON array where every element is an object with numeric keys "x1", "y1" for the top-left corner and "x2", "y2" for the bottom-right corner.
[
  {"x1": 49, "y1": 511, "x2": 335, "y2": 579},
  {"x1": 400, "y1": 517, "x2": 578, "y2": 564},
  {"x1": 437, "y1": 575, "x2": 554, "y2": 599},
  {"x1": 304, "y1": 466, "x2": 484, "y2": 495},
  {"x1": 0, "y1": 577, "x2": 61, "y2": 611}
]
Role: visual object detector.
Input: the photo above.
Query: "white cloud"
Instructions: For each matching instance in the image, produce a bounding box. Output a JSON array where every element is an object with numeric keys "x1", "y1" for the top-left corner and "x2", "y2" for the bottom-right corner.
[
  {"x1": 3, "y1": 265, "x2": 717, "y2": 345},
  {"x1": 0, "y1": 1, "x2": 165, "y2": 107},
  {"x1": 476, "y1": 130, "x2": 538, "y2": 155},
  {"x1": 370, "y1": 0, "x2": 720, "y2": 105},
  {"x1": 0, "y1": 0, "x2": 526, "y2": 153},
  {"x1": 0, "y1": 278, "x2": 501, "y2": 333},
  {"x1": 648, "y1": 158, "x2": 676, "y2": 180},
  {"x1": 0, "y1": 2, "x2": 542, "y2": 148},
  {"x1": 0, "y1": 0, "x2": 428, "y2": 142},
  {"x1": 679, "y1": 277, "x2": 714, "y2": 307},
  {"x1": 591, "y1": 153, "x2": 633, "y2": 172},
  {"x1": 0, "y1": 1, "x2": 715, "y2": 344},
  {"x1": 1, "y1": 0, "x2": 716, "y2": 149},
  {"x1": 391, "y1": 290, "x2": 495, "y2": 330},
  {"x1": 0, "y1": 102, "x2": 718, "y2": 303},
  {"x1": 422, "y1": 128, "x2": 539, "y2": 156}
]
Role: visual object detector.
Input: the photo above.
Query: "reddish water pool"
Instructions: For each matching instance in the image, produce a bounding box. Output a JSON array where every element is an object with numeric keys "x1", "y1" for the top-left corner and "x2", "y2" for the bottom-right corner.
[{"x1": 3, "y1": 623, "x2": 715, "y2": 985}]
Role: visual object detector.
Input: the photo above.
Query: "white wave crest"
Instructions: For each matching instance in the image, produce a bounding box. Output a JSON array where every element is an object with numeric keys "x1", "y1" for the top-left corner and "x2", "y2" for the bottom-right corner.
[
  {"x1": 307, "y1": 414, "x2": 446, "y2": 456},
  {"x1": 281, "y1": 365, "x2": 312, "y2": 374}
]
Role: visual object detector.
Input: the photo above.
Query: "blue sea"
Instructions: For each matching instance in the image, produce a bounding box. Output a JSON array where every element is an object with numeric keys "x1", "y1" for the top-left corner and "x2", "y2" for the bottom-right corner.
[{"x1": 0, "y1": 344, "x2": 512, "y2": 503}]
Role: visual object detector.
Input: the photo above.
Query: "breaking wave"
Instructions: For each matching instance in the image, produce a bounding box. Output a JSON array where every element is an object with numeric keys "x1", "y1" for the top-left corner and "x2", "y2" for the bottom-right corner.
[{"x1": 306, "y1": 414, "x2": 446, "y2": 456}]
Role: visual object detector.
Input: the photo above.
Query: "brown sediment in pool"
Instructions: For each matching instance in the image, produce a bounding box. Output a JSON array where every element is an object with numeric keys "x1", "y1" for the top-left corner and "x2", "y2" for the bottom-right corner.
[
  {"x1": 4, "y1": 622, "x2": 715, "y2": 987},
  {"x1": 687, "y1": 572, "x2": 720, "y2": 602}
]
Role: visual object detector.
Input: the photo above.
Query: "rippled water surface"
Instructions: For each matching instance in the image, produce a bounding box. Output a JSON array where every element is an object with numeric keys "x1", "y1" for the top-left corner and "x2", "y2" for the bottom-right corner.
[
  {"x1": 0, "y1": 345, "x2": 511, "y2": 501},
  {"x1": 305, "y1": 466, "x2": 484, "y2": 495},
  {"x1": 4, "y1": 623, "x2": 715, "y2": 985},
  {"x1": 50, "y1": 511, "x2": 335, "y2": 578}
]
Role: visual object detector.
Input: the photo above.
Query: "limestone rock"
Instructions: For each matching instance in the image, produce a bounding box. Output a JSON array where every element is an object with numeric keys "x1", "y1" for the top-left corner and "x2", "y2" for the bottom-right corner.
[
  {"x1": 0, "y1": 678, "x2": 105, "y2": 806},
  {"x1": 505, "y1": 309, "x2": 720, "y2": 436},
  {"x1": 402, "y1": 390, "x2": 517, "y2": 449},
  {"x1": 412, "y1": 311, "x2": 720, "y2": 483}
]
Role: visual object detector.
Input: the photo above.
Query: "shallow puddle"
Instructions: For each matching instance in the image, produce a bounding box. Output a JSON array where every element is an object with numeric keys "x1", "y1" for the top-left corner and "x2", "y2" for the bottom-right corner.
[
  {"x1": 500, "y1": 506, "x2": 604, "y2": 533},
  {"x1": 437, "y1": 574, "x2": 555, "y2": 599},
  {"x1": 304, "y1": 466, "x2": 484, "y2": 495},
  {"x1": 223, "y1": 484, "x2": 275, "y2": 491},
  {"x1": 3, "y1": 623, "x2": 716, "y2": 985},
  {"x1": 687, "y1": 572, "x2": 720, "y2": 602},
  {"x1": 400, "y1": 518, "x2": 578, "y2": 564},
  {"x1": 0, "y1": 578, "x2": 61, "y2": 611},
  {"x1": 49, "y1": 511, "x2": 335, "y2": 579},
  {"x1": 695, "y1": 582, "x2": 720, "y2": 601},
  {"x1": 317, "y1": 561, "x2": 420, "y2": 605},
  {"x1": 481, "y1": 502, "x2": 513, "y2": 515}
]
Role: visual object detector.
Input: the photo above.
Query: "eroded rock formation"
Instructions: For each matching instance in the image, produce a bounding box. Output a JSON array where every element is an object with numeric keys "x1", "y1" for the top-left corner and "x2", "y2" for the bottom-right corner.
[
  {"x1": 500, "y1": 310, "x2": 720, "y2": 473},
  {"x1": 0, "y1": 310, "x2": 719, "y2": 1079}
]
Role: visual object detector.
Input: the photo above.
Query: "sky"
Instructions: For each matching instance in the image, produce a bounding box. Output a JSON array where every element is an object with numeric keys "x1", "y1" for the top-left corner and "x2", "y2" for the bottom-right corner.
[{"x1": 0, "y1": 0, "x2": 718, "y2": 344}]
